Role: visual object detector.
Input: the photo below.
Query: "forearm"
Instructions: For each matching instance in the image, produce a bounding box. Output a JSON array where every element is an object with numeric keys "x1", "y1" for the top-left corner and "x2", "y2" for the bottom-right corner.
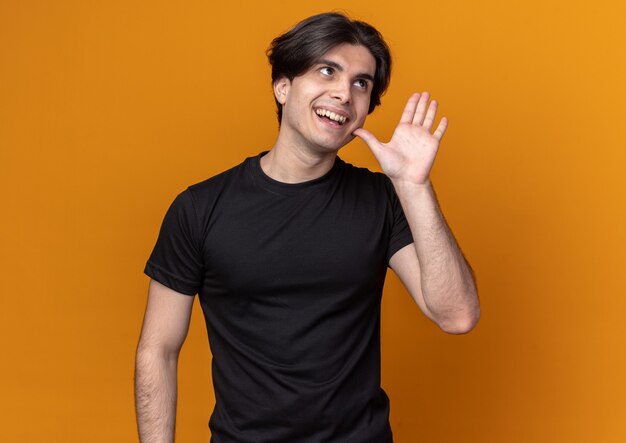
[
  {"x1": 393, "y1": 179, "x2": 479, "y2": 332},
  {"x1": 135, "y1": 347, "x2": 179, "y2": 443}
]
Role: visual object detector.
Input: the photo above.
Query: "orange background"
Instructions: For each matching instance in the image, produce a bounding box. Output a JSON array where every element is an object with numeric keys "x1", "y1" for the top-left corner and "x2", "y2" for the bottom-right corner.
[{"x1": 1, "y1": 1, "x2": 625, "y2": 441}]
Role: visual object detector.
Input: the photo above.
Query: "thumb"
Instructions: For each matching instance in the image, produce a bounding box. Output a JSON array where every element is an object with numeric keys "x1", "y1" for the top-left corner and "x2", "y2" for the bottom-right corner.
[{"x1": 353, "y1": 128, "x2": 381, "y2": 153}]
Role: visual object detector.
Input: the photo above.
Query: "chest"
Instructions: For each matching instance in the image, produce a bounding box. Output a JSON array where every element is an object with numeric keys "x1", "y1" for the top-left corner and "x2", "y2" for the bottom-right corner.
[{"x1": 200, "y1": 185, "x2": 391, "y2": 295}]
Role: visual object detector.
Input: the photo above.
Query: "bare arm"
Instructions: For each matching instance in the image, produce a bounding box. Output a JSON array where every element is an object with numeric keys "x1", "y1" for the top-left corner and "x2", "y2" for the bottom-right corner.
[
  {"x1": 135, "y1": 279, "x2": 195, "y2": 442},
  {"x1": 389, "y1": 183, "x2": 479, "y2": 333},
  {"x1": 355, "y1": 92, "x2": 479, "y2": 333}
]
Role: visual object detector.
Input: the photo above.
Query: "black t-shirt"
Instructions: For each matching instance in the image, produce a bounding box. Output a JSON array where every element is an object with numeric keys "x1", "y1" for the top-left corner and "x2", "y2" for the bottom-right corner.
[{"x1": 145, "y1": 153, "x2": 413, "y2": 442}]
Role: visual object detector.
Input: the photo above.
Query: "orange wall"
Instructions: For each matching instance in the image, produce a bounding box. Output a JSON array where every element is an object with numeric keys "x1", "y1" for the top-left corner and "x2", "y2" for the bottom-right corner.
[{"x1": 1, "y1": 1, "x2": 625, "y2": 441}]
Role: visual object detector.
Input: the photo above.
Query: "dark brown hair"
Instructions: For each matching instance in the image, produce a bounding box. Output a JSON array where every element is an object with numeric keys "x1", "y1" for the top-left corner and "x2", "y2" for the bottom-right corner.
[{"x1": 267, "y1": 12, "x2": 392, "y2": 124}]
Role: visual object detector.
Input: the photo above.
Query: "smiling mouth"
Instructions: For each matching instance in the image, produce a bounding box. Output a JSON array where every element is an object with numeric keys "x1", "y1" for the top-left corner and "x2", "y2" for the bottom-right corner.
[{"x1": 315, "y1": 108, "x2": 348, "y2": 125}]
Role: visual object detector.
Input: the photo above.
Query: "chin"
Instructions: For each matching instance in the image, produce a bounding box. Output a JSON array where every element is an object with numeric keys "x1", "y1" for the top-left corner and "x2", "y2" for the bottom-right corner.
[{"x1": 315, "y1": 135, "x2": 355, "y2": 153}]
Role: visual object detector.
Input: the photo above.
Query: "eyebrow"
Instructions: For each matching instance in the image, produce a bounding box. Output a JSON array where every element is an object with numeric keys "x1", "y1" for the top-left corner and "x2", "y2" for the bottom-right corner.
[{"x1": 317, "y1": 59, "x2": 375, "y2": 83}]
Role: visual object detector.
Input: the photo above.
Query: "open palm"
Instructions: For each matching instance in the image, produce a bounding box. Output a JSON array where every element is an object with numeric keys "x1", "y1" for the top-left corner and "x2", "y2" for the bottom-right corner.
[{"x1": 354, "y1": 92, "x2": 448, "y2": 185}]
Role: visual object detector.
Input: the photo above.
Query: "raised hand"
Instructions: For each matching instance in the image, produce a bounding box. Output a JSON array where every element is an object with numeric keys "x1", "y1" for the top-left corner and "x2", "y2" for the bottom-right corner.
[{"x1": 353, "y1": 92, "x2": 448, "y2": 186}]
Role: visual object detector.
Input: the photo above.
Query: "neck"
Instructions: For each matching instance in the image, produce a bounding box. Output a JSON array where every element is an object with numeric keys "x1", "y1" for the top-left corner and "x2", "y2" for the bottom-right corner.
[{"x1": 260, "y1": 140, "x2": 337, "y2": 184}]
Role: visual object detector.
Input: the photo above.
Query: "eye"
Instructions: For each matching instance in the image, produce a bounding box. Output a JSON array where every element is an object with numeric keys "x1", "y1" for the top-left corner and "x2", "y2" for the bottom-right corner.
[
  {"x1": 320, "y1": 66, "x2": 334, "y2": 76},
  {"x1": 354, "y1": 79, "x2": 369, "y2": 90}
]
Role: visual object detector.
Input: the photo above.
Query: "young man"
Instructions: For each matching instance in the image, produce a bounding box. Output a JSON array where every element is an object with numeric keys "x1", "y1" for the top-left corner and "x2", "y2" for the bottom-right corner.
[{"x1": 135, "y1": 12, "x2": 479, "y2": 443}]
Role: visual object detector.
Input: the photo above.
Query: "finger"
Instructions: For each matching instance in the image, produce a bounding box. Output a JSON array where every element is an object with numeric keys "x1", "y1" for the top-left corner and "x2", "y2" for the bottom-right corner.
[
  {"x1": 353, "y1": 128, "x2": 382, "y2": 153},
  {"x1": 433, "y1": 117, "x2": 448, "y2": 141},
  {"x1": 422, "y1": 99, "x2": 438, "y2": 131},
  {"x1": 399, "y1": 92, "x2": 420, "y2": 125},
  {"x1": 412, "y1": 91, "x2": 430, "y2": 126}
]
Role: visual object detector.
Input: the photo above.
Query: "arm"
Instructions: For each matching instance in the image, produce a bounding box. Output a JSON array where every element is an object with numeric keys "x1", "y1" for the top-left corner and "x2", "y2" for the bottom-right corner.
[
  {"x1": 388, "y1": 184, "x2": 479, "y2": 333},
  {"x1": 135, "y1": 279, "x2": 195, "y2": 442},
  {"x1": 355, "y1": 92, "x2": 479, "y2": 334}
]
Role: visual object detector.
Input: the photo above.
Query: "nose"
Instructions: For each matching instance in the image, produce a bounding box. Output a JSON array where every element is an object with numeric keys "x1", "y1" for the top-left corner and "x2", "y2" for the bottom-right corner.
[{"x1": 330, "y1": 80, "x2": 351, "y2": 104}]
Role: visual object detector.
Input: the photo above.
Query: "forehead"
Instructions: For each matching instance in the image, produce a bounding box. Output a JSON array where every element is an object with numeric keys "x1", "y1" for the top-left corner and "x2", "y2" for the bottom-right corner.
[{"x1": 316, "y1": 43, "x2": 376, "y2": 75}]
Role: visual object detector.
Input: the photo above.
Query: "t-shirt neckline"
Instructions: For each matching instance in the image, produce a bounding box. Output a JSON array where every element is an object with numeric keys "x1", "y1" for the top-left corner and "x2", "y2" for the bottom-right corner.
[{"x1": 249, "y1": 151, "x2": 343, "y2": 196}]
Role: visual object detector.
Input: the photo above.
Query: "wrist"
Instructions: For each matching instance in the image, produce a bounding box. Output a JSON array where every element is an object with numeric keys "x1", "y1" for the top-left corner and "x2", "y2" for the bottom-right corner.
[{"x1": 390, "y1": 177, "x2": 432, "y2": 194}]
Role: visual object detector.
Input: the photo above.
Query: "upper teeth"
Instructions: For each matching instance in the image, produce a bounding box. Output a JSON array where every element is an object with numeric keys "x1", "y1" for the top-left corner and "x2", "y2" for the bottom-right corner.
[{"x1": 316, "y1": 109, "x2": 346, "y2": 124}]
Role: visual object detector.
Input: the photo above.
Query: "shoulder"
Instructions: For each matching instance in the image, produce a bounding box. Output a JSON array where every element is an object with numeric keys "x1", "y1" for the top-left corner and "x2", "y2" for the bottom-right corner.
[
  {"x1": 183, "y1": 155, "x2": 256, "y2": 204},
  {"x1": 338, "y1": 157, "x2": 387, "y2": 181},
  {"x1": 188, "y1": 156, "x2": 251, "y2": 195},
  {"x1": 163, "y1": 154, "x2": 258, "y2": 227},
  {"x1": 337, "y1": 157, "x2": 394, "y2": 195}
]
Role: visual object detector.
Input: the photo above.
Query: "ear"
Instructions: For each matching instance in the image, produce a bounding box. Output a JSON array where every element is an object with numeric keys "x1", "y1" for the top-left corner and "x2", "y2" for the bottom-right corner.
[{"x1": 273, "y1": 77, "x2": 290, "y2": 105}]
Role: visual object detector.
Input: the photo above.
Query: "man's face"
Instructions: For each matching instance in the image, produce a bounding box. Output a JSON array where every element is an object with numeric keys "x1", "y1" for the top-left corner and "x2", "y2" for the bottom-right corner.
[{"x1": 274, "y1": 43, "x2": 376, "y2": 154}]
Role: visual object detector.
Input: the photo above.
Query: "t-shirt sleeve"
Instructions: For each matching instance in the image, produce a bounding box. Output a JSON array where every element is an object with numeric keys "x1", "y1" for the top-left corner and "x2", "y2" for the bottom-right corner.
[
  {"x1": 385, "y1": 177, "x2": 414, "y2": 264},
  {"x1": 144, "y1": 189, "x2": 204, "y2": 295}
]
